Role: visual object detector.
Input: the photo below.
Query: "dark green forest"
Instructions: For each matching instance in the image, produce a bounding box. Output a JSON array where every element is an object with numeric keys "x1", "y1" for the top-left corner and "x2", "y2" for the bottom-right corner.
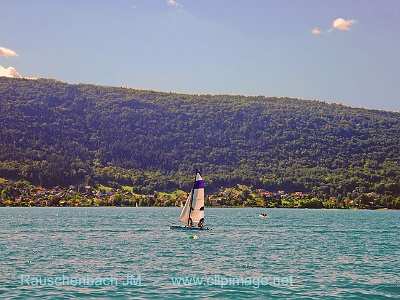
[{"x1": 0, "y1": 77, "x2": 399, "y2": 199}]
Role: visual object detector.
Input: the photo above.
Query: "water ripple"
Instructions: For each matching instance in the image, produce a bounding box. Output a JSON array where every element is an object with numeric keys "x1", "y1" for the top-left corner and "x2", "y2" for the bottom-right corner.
[{"x1": 1, "y1": 207, "x2": 399, "y2": 299}]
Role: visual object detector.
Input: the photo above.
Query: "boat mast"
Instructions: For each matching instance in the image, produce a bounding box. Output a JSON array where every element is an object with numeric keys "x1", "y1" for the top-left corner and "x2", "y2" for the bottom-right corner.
[{"x1": 187, "y1": 170, "x2": 198, "y2": 226}]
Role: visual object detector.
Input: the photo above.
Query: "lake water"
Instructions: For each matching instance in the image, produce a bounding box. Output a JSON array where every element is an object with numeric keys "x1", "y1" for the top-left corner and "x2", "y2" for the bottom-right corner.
[{"x1": 0, "y1": 207, "x2": 399, "y2": 299}]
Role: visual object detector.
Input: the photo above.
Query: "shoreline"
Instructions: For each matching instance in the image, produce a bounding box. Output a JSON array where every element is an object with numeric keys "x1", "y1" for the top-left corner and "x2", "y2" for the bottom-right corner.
[{"x1": 0, "y1": 206, "x2": 396, "y2": 210}]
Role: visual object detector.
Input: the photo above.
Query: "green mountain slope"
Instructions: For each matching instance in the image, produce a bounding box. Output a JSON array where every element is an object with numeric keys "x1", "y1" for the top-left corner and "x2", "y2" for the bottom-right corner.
[{"x1": 0, "y1": 77, "x2": 399, "y2": 197}]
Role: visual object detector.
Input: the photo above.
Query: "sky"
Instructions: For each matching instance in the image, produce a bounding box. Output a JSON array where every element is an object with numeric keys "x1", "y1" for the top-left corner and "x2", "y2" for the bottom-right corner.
[{"x1": 1, "y1": 0, "x2": 399, "y2": 112}]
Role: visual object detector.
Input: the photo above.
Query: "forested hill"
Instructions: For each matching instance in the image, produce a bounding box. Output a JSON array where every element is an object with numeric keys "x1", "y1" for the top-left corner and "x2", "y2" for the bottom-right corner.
[{"x1": 0, "y1": 77, "x2": 399, "y2": 197}]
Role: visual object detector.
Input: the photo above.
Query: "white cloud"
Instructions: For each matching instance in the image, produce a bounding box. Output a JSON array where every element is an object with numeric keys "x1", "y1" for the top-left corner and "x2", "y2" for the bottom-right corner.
[
  {"x1": 167, "y1": 0, "x2": 185, "y2": 11},
  {"x1": 332, "y1": 18, "x2": 356, "y2": 31},
  {"x1": 0, "y1": 46, "x2": 19, "y2": 57},
  {"x1": 312, "y1": 28, "x2": 322, "y2": 35},
  {"x1": 167, "y1": 0, "x2": 179, "y2": 7},
  {"x1": 313, "y1": 18, "x2": 357, "y2": 35},
  {"x1": 0, "y1": 65, "x2": 22, "y2": 78}
]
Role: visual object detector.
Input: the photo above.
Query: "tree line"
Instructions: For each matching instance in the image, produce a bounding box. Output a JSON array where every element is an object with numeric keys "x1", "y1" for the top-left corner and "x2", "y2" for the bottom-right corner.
[{"x1": 0, "y1": 77, "x2": 399, "y2": 200}]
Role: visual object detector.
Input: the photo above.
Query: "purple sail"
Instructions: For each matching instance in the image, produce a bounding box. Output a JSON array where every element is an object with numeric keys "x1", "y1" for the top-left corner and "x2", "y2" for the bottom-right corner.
[{"x1": 194, "y1": 180, "x2": 204, "y2": 189}]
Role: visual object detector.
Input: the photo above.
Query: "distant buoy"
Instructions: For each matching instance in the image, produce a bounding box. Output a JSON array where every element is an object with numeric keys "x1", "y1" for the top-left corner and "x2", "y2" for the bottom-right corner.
[{"x1": 189, "y1": 235, "x2": 198, "y2": 239}]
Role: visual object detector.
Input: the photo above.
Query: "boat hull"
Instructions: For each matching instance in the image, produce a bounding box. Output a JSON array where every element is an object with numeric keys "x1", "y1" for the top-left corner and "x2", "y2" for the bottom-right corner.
[
  {"x1": 259, "y1": 214, "x2": 269, "y2": 218},
  {"x1": 170, "y1": 225, "x2": 210, "y2": 231}
]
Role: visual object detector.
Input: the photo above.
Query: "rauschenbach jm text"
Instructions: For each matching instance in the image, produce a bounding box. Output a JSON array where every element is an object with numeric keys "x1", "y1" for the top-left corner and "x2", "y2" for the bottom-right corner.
[{"x1": 20, "y1": 274, "x2": 142, "y2": 286}]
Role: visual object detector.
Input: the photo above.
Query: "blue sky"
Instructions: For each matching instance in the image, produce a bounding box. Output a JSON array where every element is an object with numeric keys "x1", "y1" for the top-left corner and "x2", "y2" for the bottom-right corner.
[{"x1": 1, "y1": 0, "x2": 399, "y2": 112}]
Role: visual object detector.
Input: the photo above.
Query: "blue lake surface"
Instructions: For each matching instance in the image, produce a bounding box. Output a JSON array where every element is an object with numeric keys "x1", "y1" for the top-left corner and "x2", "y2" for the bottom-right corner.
[{"x1": 0, "y1": 207, "x2": 399, "y2": 299}]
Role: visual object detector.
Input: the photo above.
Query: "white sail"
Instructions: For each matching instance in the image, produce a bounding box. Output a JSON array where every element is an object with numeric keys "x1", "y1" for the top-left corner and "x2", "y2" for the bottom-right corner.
[
  {"x1": 189, "y1": 172, "x2": 204, "y2": 223},
  {"x1": 178, "y1": 171, "x2": 205, "y2": 225},
  {"x1": 178, "y1": 191, "x2": 192, "y2": 223}
]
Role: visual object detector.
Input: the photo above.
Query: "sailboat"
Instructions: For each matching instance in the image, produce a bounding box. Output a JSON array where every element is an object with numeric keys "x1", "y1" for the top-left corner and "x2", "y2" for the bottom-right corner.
[{"x1": 170, "y1": 170, "x2": 210, "y2": 230}]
